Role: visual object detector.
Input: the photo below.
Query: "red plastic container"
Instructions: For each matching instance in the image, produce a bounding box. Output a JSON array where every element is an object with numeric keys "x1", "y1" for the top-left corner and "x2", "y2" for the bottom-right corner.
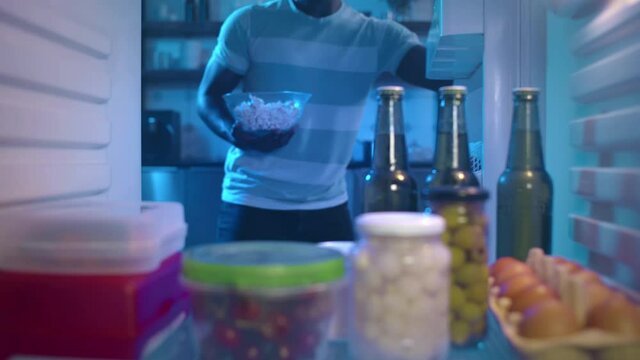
[
  {"x1": 0, "y1": 253, "x2": 183, "y2": 340},
  {"x1": 0, "y1": 202, "x2": 189, "y2": 359},
  {"x1": 1, "y1": 293, "x2": 190, "y2": 359}
]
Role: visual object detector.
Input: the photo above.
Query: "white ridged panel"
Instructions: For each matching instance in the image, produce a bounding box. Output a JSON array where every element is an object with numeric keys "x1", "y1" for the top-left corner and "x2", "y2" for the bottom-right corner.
[
  {"x1": 587, "y1": 252, "x2": 638, "y2": 291},
  {"x1": 0, "y1": 0, "x2": 111, "y2": 58},
  {"x1": 571, "y1": 41, "x2": 640, "y2": 103},
  {"x1": 0, "y1": 22, "x2": 111, "y2": 103},
  {"x1": 0, "y1": 147, "x2": 107, "y2": 165},
  {"x1": 0, "y1": 101, "x2": 110, "y2": 148},
  {"x1": 571, "y1": 167, "x2": 640, "y2": 209},
  {"x1": 0, "y1": 0, "x2": 140, "y2": 208},
  {"x1": 573, "y1": 0, "x2": 640, "y2": 55},
  {"x1": 571, "y1": 215, "x2": 640, "y2": 271},
  {"x1": 570, "y1": 106, "x2": 640, "y2": 151},
  {"x1": 0, "y1": 164, "x2": 110, "y2": 205}
]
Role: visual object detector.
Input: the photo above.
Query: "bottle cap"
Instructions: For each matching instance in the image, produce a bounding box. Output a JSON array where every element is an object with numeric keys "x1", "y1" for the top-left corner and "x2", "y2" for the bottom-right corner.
[
  {"x1": 439, "y1": 85, "x2": 467, "y2": 95},
  {"x1": 377, "y1": 86, "x2": 405, "y2": 96},
  {"x1": 513, "y1": 87, "x2": 540, "y2": 98}
]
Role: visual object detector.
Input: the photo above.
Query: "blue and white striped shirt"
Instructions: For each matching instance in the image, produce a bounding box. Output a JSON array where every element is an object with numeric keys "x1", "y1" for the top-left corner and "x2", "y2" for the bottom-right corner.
[{"x1": 212, "y1": 0, "x2": 420, "y2": 210}]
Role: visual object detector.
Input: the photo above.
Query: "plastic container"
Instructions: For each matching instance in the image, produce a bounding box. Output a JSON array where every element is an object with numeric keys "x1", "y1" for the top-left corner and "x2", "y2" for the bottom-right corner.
[
  {"x1": 318, "y1": 241, "x2": 356, "y2": 341},
  {"x1": 0, "y1": 201, "x2": 190, "y2": 359},
  {"x1": 424, "y1": 186, "x2": 490, "y2": 347},
  {"x1": 0, "y1": 253, "x2": 184, "y2": 339},
  {"x1": 489, "y1": 248, "x2": 640, "y2": 360},
  {"x1": 0, "y1": 201, "x2": 187, "y2": 274},
  {"x1": 349, "y1": 212, "x2": 451, "y2": 360},
  {"x1": 223, "y1": 91, "x2": 311, "y2": 134},
  {"x1": 182, "y1": 241, "x2": 346, "y2": 360},
  {"x1": 141, "y1": 312, "x2": 200, "y2": 360},
  {"x1": 1, "y1": 292, "x2": 193, "y2": 359}
]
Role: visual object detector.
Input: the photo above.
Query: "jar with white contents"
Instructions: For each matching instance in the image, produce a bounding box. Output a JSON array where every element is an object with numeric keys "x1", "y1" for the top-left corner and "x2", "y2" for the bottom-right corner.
[{"x1": 349, "y1": 212, "x2": 451, "y2": 360}]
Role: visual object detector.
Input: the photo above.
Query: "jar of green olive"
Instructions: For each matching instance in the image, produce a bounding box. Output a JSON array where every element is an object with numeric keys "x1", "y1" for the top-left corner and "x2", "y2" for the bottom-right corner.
[{"x1": 423, "y1": 186, "x2": 490, "y2": 347}]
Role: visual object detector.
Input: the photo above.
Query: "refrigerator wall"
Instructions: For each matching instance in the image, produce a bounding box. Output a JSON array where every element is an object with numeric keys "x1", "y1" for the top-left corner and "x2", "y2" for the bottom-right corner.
[
  {"x1": 0, "y1": 0, "x2": 142, "y2": 208},
  {"x1": 545, "y1": 0, "x2": 640, "y2": 290}
]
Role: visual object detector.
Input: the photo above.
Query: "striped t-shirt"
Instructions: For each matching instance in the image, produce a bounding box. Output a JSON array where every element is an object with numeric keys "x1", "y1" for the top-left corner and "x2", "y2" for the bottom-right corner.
[{"x1": 212, "y1": 0, "x2": 420, "y2": 210}]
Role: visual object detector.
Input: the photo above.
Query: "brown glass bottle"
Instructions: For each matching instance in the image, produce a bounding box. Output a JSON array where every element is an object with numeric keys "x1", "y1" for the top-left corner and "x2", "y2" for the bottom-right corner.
[
  {"x1": 363, "y1": 86, "x2": 418, "y2": 212},
  {"x1": 424, "y1": 86, "x2": 479, "y2": 191},
  {"x1": 497, "y1": 88, "x2": 553, "y2": 260}
]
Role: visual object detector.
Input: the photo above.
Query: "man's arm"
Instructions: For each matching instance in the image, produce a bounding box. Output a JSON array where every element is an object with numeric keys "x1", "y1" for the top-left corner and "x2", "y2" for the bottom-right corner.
[
  {"x1": 395, "y1": 45, "x2": 453, "y2": 90},
  {"x1": 196, "y1": 60, "x2": 243, "y2": 144}
]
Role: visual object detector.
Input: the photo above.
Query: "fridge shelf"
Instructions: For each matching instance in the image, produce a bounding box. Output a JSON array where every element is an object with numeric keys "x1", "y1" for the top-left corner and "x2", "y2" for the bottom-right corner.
[
  {"x1": 572, "y1": 1, "x2": 640, "y2": 55},
  {"x1": 570, "y1": 106, "x2": 640, "y2": 152},
  {"x1": 571, "y1": 167, "x2": 640, "y2": 210}
]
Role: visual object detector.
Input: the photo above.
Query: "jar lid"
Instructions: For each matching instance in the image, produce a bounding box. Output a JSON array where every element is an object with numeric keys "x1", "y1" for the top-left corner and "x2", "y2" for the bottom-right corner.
[
  {"x1": 423, "y1": 186, "x2": 490, "y2": 202},
  {"x1": 182, "y1": 242, "x2": 345, "y2": 288},
  {"x1": 355, "y1": 212, "x2": 445, "y2": 237}
]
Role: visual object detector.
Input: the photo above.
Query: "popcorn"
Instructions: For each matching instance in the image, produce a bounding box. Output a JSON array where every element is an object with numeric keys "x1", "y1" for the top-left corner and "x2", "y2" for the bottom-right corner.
[{"x1": 233, "y1": 95, "x2": 300, "y2": 131}]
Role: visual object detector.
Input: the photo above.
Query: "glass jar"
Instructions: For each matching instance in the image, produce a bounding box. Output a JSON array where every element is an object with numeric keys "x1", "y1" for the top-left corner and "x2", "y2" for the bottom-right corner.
[
  {"x1": 349, "y1": 212, "x2": 450, "y2": 360},
  {"x1": 424, "y1": 187, "x2": 490, "y2": 347}
]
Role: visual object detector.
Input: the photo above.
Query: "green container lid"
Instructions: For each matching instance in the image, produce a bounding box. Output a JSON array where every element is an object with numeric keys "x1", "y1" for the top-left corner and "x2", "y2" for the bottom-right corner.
[{"x1": 182, "y1": 241, "x2": 345, "y2": 289}]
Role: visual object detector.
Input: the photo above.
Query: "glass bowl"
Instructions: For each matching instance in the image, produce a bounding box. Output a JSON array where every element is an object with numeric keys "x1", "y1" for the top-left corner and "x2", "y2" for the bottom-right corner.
[{"x1": 223, "y1": 91, "x2": 311, "y2": 134}]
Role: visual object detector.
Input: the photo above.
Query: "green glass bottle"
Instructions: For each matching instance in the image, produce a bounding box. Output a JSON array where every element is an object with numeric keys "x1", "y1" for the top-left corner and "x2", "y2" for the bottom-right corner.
[
  {"x1": 363, "y1": 86, "x2": 418, "y2": 212},
  {"x1": 424, "y1": 86, "x2": 479, "y2": 190},
  {"x1": 497, "y1": 88, "x2": 553, "y2": 260}
]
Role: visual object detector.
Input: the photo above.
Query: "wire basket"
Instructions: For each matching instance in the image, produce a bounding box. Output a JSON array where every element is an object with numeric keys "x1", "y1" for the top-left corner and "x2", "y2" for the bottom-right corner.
[{"x1": 470, "y1": 141, "x2": 483, "y2": 183}]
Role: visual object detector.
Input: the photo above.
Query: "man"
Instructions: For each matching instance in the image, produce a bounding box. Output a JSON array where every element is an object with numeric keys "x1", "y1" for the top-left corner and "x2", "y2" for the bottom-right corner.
[{"x1": 198, "y1": 0, "x2": 450, "y2": 242}]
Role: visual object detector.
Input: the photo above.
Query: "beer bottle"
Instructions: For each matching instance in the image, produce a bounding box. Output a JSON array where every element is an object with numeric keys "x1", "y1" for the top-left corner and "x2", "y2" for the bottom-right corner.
[
  {"x1": 497, "y1": 88, "x2": 553, "y2": 260},
  {"x1": 363, "y1": 86, "x2": 418, "y2": 212},
  {"x1": 424, "y1": 86, "x2": 479, "y2": 191}
]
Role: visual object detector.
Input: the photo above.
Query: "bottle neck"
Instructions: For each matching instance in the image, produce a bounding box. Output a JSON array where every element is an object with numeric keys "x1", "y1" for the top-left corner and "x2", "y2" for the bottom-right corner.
[
  {"x1": 372, "y1": 95, "x2": 408, "y2": 170},
  {"x1": 506, "y1": 96, "x2": 545, "y2": 170},
  {"x1": 433, "y1": 95, "x2": 473, "y2": 171}
]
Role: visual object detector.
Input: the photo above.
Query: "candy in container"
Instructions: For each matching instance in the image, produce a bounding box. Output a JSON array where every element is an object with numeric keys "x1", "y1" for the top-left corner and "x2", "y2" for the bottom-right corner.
[
  {"x1": 349, "y1": 212, "x2": 450, "y2": 360},
  {"x1": 182, "y1": 241, "x2": 345, "y2": 360}
]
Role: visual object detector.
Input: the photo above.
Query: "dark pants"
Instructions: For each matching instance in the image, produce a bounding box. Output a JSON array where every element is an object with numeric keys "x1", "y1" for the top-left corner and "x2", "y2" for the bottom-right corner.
[{"x1": 216, "y1": 201, "x2": 355, "y2": 243}]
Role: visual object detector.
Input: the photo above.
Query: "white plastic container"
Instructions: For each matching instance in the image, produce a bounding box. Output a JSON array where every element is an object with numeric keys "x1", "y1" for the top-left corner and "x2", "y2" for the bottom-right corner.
[
  {"x1": 350, "y1": 212, "x2": 451, "y2": 360},
  {"x1": 319, "y1": 241, "x2": 356, "y2": 341},
  {"x1": 0, "y1": 201, "x2": 187, "y2": 274}
]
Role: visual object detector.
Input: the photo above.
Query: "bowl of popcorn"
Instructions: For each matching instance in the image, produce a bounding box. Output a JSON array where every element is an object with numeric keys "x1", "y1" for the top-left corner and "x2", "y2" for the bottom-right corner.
[{"x1": 223, "y1": 92, "x2": 311, "y2": 135}]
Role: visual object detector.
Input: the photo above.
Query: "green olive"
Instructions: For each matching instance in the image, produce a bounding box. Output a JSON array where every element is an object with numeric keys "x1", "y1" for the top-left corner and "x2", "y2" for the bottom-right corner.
[
  {"x1": 466, "y1": 283, "x2": 489, "y2": 304},
  {"x1": 441, "y1": 230, "x2": 451, "y2": 245},
  {"x1": 468, "y1": 244, "x2": 488, "y2": 264},
  {"x1": 450, "y1": 285, "x2": 466, "y2": 312},
  {"x1": 439, "y1": 204, "x2": 469, "y2": 230},
  {"x1": 459, "y1": 302, "x2": 484, "y2": 322},
  {"x1": 451, "y1": 321, "x2": 471, "y2": 345},
  {"x1": 450, "y1": 247, "x2": 465, "y2": 270},
  {"x1": 452, "y1": 225, "x2": 483, "y2": 250},
  {"x1": 455, "y1": 263, "x2": 484, "y2": 286}
]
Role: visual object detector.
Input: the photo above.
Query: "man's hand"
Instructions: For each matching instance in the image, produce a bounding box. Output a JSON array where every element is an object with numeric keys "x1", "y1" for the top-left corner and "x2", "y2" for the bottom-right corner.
[
  {"x1": 396, "y1": 45, "x2": 453, "y2": 90},
  {"x1": 231, "y1": 124, "x2": 297, "y2": 152}
]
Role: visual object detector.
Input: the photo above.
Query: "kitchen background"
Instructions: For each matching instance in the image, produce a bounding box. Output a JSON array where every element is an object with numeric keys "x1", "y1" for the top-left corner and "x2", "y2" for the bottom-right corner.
[{"x1": 141, "y1": 0, "x2": 484, "y2": 247}]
